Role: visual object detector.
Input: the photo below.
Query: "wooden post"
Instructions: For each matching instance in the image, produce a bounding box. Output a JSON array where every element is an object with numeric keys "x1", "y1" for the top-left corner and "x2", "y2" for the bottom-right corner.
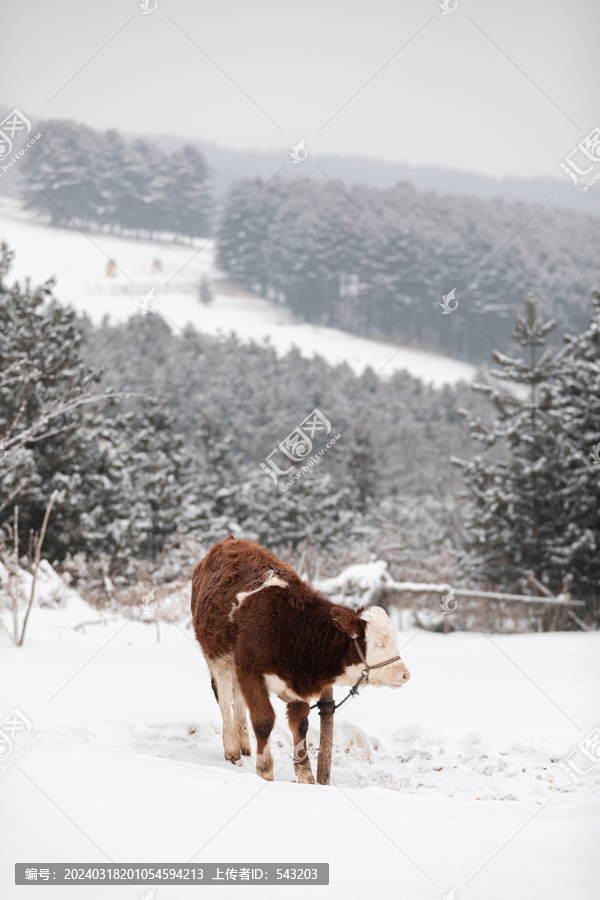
[{"x1": 316, "y1": 687, "x2": 335, "y2": 785}]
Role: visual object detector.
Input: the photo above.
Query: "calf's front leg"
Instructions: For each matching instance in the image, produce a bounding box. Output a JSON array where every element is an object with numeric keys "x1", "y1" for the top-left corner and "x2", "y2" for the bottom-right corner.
[
  {"x1": 237, "y1": 669, "x2": 275, "y2": 781},
  {"x1": 287, "y1": 700, "x2": 315, "y2": 784}
]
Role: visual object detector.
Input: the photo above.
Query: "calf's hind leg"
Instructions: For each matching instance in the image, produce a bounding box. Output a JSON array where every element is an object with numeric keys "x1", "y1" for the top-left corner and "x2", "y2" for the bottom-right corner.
[
  {"x1": 236, "y1": 670, "x2": 275, "y2": 781},
  {"x1": 207, "y1": 655, "x2": 242, "y2": 765},
  {"x1": 232, "y1": 677, "x2": 252, "y2": 757}
]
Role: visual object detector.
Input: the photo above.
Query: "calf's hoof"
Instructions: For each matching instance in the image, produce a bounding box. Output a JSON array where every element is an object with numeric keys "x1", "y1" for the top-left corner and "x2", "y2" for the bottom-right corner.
[
  {"x1": 297, "y1": 770, "x2": 315, "y2": 785},
  {"x1": 225, "y1": 751, "x2": 243, "y2": 766},
  {"x1": 256, "y1": 760, "x2": 274, "y2": 781}
]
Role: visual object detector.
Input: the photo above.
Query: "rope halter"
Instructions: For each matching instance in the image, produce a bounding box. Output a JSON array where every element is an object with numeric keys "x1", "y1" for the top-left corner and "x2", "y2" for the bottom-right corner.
[{"x1": 311, "y1": 637, "x2": 402, "y2": 715}]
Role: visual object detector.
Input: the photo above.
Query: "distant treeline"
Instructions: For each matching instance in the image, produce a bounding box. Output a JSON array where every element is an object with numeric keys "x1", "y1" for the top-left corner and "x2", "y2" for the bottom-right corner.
[
  {"x1": 16, "y1": 118, "x2": 600, "y2": 364},
  {"x1": 22, "y1": 119, "x2": 212, "y2": 238},
  {"x1": 216, "y1": 176, "x2": 599, "y2": 362}
]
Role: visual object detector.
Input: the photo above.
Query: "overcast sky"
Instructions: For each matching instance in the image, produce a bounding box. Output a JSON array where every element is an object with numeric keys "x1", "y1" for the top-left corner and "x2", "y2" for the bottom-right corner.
[{"x1": 2, "y1": 0, "x2": 598, "y2": 179}]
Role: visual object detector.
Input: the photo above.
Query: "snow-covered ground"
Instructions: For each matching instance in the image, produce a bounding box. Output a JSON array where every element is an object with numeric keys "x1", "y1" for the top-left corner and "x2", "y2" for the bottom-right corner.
[
  {"x1": 1, "y1": 574, "x2": 599, "y2": 900},
  {"x1": 0, "y1": 198, "x2": 475, "y2": 387}
]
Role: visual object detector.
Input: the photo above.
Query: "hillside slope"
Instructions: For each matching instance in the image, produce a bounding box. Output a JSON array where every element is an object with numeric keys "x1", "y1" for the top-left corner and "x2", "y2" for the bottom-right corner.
[{"x1": 0, "y1": 198, "x2": 475, "y2": 387}]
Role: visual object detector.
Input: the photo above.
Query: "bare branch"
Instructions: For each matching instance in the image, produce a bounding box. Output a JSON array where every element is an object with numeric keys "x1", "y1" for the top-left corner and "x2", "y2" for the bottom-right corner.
[{"x1": 17, "y1": 490, "x2": 59, "y2": 647}]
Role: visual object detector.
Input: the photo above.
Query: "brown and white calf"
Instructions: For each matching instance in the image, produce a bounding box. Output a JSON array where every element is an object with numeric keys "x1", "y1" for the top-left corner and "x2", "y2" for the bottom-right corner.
[{"x1": 191, "y1": 536, "x2": 410, "y2": 783}]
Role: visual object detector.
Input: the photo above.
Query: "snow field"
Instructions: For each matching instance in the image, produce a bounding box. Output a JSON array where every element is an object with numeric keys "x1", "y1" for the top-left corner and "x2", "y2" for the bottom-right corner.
[{"x1": 1, "y1": 582, "x2": 599, "y2": 900}]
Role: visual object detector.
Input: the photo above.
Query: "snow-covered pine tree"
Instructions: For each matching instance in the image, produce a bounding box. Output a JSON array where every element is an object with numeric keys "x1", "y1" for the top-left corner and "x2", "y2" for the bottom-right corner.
[
  {"x1": 216, "y1": 177, "x2": 275, "y2": 294},
  {"x1": 95, "y1": 129, "x2": 130, "y2": 231},
  {"x1": 189, "y1": 410, "x2": 246, "y2": 543},
  {"x1": 22, "y1": 120, "x2": 102, "y2": 227},
  {"x1": 237, "y1": 466, "x2": 357, "y2": 554},
  {"x1": 342, "y1": 420, "x2": 382, "y2": 513},
  {"x1": 453, "y1": 298, "x2": 567, "y2": 594},
  {"x1": 0, "y1": 244, "x2": 117, "y2": 557},
  {"x1": 119, "y1": 138, "x2": 170, "y2": 237},
  {"x1": 164, "y1": 145, "x2": 212, "y2": 238},
  {"x1": 548, "y1": 290, "x2": 600, "y2": 611},
  {"x1": 117, "y1": 397, "x2": 199, "y2": 560}
]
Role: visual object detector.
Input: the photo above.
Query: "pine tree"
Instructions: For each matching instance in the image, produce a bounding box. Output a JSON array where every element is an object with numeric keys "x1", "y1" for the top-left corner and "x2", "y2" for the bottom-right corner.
[
  {"x1": 240, "y1": 467, "x2": 357, "y2": 553},
  {"x1": 118, "y1": 397, "x2": 199, "y2": 559},
  {"x1": 22, "y1": 120, "x2": 102, "y2": 226},
  {"x1": 95, "y1": 129, "x2": 130, "y2": 230},
  {"x1": 548, "y1": 290, "x2": 600, "y2": 609},
  {"x1": 118, "y1": 138, "x2": 169, "y2": 236},
  {"x1": 189, "y1": 410, "x2": 245, "y2": 543},
  {"x1": 164, "y1": 145, "x2": 212, "y2": 238},
  {"x1": 342, "y1": 421, "x2": 382, "y2": 512},
  {"x1": 0, "y1": 243, "x2": 115, "y2": 557},
  {"x1": 454, "y1": 298, "x2": 567, "y2": 593},
  {"x1": 216, "y1": 178, "x2": 274, "y2": 293}
]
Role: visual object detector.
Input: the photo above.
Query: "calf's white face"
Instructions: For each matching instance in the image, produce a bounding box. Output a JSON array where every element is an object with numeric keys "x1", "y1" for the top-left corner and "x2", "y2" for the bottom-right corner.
[
  {"x1": 335, "y1": 606, "x2": 410, "y2": 689},
  {"x1": 362, "y1": 607, "x2": 410, "y2": 687}
]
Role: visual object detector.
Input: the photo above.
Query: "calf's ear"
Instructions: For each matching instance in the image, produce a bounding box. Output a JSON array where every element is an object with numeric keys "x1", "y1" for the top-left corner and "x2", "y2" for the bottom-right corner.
[{"x1": 331, "y1": 606, "x2": 364, "y2": 639}]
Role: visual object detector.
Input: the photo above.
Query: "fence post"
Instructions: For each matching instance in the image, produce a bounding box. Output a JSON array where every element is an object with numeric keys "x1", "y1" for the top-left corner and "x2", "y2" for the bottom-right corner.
[{"x1": 316, "y1": 687, "x2": 335, "y2": 785}]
